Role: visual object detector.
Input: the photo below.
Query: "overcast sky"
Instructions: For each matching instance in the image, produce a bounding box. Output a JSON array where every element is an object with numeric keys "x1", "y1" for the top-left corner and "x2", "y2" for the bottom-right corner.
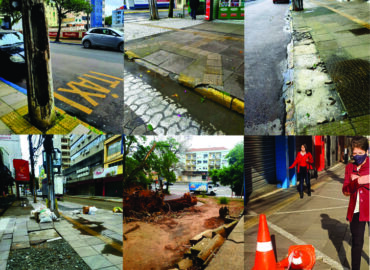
[
  {"x1": 189, "y1": 136, "x2": 243, "y2": 150},
  {"x1": 105, "y1": 0, "x2": 123, "y2": 16}
]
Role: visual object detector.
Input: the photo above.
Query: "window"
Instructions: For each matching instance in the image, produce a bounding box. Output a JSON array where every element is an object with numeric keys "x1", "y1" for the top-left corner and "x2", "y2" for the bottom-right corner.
[
  {"x1": 107, "y1": 141, "x2": 121, "y2": 157},
  {"x1": 203, "y1": 160, "x2": 207, "y2": 163},
  {"x1": 203, "y1": 154, "x2": 208, "y2": 158}
]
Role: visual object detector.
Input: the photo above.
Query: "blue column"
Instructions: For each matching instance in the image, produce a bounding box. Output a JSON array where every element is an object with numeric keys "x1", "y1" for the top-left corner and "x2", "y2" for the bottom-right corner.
[
  {"x1": 288, "y1": 136, "x2": 297, "y2": 186},
  {"x1": 275, "y1": 136, "x2": 289, "y2": 188}
]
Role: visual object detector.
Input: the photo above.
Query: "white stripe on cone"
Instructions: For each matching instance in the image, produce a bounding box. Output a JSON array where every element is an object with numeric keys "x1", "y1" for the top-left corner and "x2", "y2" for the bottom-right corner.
[
  {"x1": 256, "y1": 241, "x2": 273, "y2": 252},
  {"x1": 292, "y1": 256, "x2": 303, "y2": 265}
]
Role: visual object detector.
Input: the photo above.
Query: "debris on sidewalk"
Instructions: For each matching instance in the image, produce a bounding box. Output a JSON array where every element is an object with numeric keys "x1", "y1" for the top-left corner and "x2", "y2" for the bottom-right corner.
[
  {"x1": 173, "y1": 219, "x2": 239, "y2": 269},
  {"x1": 31, "y1": 207, "x2": 59, "y2": 223},
  {"x1": 113, "y1": 206, "x2": 123, "y2": 213}
]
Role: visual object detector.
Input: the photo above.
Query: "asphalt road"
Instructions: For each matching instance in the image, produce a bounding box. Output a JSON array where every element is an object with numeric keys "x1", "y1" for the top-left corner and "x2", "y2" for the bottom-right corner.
[
  {"x1": 3, "y1": 43, "x2": 123, "y2": 134},
  {"x1": 244, "y1": 0, "x2": 291, "y2": 134},
  {"x1": 164, "y1": 183, "x2": 235, "y2": 197},
  {"x1": 124, "y1": 9, "x2": 186, "y2": 22}
]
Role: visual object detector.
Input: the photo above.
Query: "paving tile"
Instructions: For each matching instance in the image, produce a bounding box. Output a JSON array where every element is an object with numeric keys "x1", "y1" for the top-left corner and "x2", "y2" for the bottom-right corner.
[
  {"x1": 82, "y1": 255, "x2": 113, "y2": 269},
  {"x1": 11, "y1": 241, "x2": 30, "y2": 250},
  {"x1": 74, "y1": 246, "x2": 99, "y2": 257}
]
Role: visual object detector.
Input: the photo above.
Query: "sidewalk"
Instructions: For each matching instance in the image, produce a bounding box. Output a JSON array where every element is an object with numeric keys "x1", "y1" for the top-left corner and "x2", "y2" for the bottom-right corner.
[
  {"x1": 0, "y1": 197, "x2": 122, "y2": 270},
  {"x1": 0, "y1": 79, "x2": 102, "y2": 134},
  {"x1": 245, "y1": 163, "x2": 369, "y2": 269},
  {"x1": 66, "y1": 195, "x2": 122, "y2": 203},
  {"x1": 287, "y1": 0, "x2": 370, "y2": 135},
  {"x1": 124, "y1": 18, "x2": 244, "y2": 114}
]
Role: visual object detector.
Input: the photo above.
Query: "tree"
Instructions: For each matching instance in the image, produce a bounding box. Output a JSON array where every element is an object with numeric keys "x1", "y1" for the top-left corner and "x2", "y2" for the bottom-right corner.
[
  {"x1": 150, "y1": 138, "x2": 180, "y2": 194},
  {"x1": 104, "y1": 15, "x2": 112, "y2": 26},
  {"x1": 209, "y1": 142, "x2": 244, "y2": 196},
  {"x1": 148, "y1": 0, "x2": 159, "y2": 20},
  {"x1": 0, "y1": 0, "x2": 22, "y2": 28},
  {"x1": 49, "y1": 0, "x2": 92, "y2": 42}
]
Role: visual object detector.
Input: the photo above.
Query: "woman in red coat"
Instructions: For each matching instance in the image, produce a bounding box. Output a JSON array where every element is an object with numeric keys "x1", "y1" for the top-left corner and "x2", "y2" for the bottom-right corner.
[
  {"x1": 289, "y1": 144, "x2": 314, "y2": 198},
  {"x1": 342, "y1": 136, "x2": 370, "y2": 270}
]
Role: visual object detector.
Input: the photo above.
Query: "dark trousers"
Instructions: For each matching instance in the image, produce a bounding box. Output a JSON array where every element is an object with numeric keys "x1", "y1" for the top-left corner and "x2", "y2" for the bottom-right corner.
[
  {"x1": 298, "y1": 166, "x2": 310, "y2": 193},
  {"x1": 350, "y1": 213, "x2": 369, "y2": 270},
  {"x1": 190, "y1": 9, "x2": 196, "y2": 19}
]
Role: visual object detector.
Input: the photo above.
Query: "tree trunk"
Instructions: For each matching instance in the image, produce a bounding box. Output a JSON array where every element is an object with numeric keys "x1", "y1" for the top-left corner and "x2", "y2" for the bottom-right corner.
[
  {"x1": 22, "y1": 0, "x2": 56, "y2": 130},
  {"x1": 168, "y1": 0, "x2": 174, "y2": 18},
  {"x1": 149, "y1": 0, "x2": 160, "y2": 20},
  {"x1": 56, "y1": 11, "x2": 62, "y2": 42}
]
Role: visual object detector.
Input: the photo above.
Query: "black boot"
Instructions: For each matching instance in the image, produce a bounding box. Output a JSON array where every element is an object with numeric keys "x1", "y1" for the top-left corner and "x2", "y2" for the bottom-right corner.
[
  {"x1": 300, "y1": 192, "x2": 303, "y2": 199},
  {"x1": 308, "y1": 189, "x2": 311, "y2": 196}
]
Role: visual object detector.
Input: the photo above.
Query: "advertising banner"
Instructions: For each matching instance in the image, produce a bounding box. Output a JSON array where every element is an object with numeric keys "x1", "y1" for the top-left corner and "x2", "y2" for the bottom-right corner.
[
  {"x1": 13, "y1": 159, "x2": 30, "y2": 181},
  {"x1": 93, "y1": 166, "x2": 118, "y2": 179}
]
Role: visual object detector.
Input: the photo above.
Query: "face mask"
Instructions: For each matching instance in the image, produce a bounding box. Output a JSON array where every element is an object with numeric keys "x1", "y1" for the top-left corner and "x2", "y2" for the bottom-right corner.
[{"x1": 353, "y1": 154, "x2": 367, "y2": 165}]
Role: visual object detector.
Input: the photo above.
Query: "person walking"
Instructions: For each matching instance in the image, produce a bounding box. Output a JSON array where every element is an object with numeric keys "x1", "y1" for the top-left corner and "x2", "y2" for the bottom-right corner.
[
  {"x1": 342, "y1": 136, "x2": 370, "y2": 270},
  {"x1": 289, "y1": 144, "x2": 314, "y2": 198},
  {"x1": 189, "y1": 0, "x2": 199, "y2": 20}
]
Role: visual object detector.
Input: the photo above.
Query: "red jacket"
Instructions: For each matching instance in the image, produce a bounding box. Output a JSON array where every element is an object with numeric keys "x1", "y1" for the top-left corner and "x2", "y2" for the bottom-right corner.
[
  {"x1": 342, "y1": 157, "x2": 370, "y2": 222},
  {"x1": 289, "y1": 152, "x2": 314, "y2": 173}
]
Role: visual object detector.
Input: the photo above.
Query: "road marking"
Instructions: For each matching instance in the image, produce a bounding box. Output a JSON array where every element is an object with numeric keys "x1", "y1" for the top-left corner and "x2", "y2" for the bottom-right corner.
[
  {"x1": 274, "y1": 206, "x2": 348, "y2": 215},
  {"x1": 54, "y1": 93, "x2": 93, "y2": 114},
  {"x1": 58, "y1": 82, "x2": 106, "y2": 106},
  {"x1": 74, "y1": 77, "x2": 111, "y2": 94},
  {"x1": 311, "y1": 194, "x2": 349, "y2": 202},
  {"x1": 310, "y1": 0, "x2": 370, "y2": 29},
  {"x1": 268, "y1": 221, "x2": 350, "y2": 270},
  {"x1": 60, "y1": 213, "x2": 122, "y2": 253},
  {"x1": 89, "y1": 71, "x2": 123, "y2": 81},
  {"x1": 83, "y1": 74, "x2": 122, "y2": 89}
]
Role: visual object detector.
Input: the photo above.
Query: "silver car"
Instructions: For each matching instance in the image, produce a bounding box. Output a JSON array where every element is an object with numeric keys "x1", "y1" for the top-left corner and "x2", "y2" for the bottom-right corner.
[{"x1": 82, "y1": 28, "x2": 124, "y2": 52}]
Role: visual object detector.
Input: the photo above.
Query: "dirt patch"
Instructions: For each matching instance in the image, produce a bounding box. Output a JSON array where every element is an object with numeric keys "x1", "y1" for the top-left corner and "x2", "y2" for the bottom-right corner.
[{"x1": 123, "y1": 197, "x2": 243, "y2": 270}]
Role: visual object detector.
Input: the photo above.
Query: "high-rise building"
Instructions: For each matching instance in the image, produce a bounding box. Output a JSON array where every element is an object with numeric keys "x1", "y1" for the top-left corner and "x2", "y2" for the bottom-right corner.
[
  {"x1": 91, "y1": 0, "x2": 105, "y2": 27},
  {"x1": 181, "y1": 147, "x2": 230, "y2": 182},
  {"x1": 53, "y1": 135, "x2": 70, "y2": 169},
  {"x1": 0, "y1": 135, "x2": 22, "y2": 178}
]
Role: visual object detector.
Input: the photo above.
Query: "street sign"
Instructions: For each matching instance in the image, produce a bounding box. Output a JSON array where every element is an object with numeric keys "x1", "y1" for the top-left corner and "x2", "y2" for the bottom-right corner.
[{"x1": 13, "y1": 159, "x2": 30, "y2": 181}]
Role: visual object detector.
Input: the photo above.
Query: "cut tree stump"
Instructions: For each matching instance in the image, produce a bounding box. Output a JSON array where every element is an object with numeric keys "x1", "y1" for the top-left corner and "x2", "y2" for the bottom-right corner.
[
  {"x1": 190, "y1": 229, "x2": 213, "y2": 245},
  {"x1": 177, "y1": 258, "x2": 193, "y2": 270}
]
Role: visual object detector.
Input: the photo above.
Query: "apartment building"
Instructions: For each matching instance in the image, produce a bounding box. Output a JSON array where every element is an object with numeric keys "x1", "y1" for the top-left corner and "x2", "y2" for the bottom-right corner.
[{"x1": 181, "y1": 147, "x2": 229, "y2": 182}]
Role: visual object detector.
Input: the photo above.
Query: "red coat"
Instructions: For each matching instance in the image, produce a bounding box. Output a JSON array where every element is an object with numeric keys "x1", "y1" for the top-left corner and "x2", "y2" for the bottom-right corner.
[
  {"x1": 289, "y1": 152, "x2": 313, "y2": 173},
  {"x1": 342, "y1": 157, "x2": 370, "y2": 222}
]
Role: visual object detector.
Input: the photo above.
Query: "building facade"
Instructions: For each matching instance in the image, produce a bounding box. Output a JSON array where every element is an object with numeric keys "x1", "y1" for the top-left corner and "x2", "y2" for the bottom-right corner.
[
  {"x1": 90, "y1": 0, "x2": 105, "y2": 27},
  {"x1": 112, "y1": 6, "x2": 124, "y2": 27},
  {"x1": 0, "y1": 135, "x2": 22, "y2": 178},
  {"x1": 180, "y1": 147, "x2": 229, "y2": 182}
]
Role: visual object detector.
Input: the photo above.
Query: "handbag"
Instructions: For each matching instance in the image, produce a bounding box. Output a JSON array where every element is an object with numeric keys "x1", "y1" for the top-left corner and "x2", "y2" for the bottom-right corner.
[{"x1": 308, "y1": 167, "x2": 318, "y2": 179}]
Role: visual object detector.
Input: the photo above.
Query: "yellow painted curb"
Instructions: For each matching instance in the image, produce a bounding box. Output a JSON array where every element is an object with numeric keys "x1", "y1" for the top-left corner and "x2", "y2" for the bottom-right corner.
[
  {"x1": 178, "y1": 74, "x2": 196, "y2": 88},
  {"x1": 61, "y1": 213, "x2": 122, "y2": 253},
  {"x1": 124, "y1": 50, "x2": 141, "y2": 60},
  {"x1": 231, "y1": 98, "x2": 244, "y2": 115},
  {"x1": 194, "y1": 87, "x2": 232, "y2": 108}
]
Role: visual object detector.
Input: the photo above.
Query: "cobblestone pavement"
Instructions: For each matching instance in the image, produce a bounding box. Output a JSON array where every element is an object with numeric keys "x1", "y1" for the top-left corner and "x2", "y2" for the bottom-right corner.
[
  {"x1": 291, "y1": 0, "x2": 370, "y2": 135},
  {"x1": 124, "y1": 70, "x2": 225, "y2": 135}
]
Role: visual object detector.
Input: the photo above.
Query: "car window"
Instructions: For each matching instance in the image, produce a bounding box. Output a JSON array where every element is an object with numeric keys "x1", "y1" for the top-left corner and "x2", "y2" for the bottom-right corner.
[
  {"x1": 101, "y1": 29, "x2": 109, "y2": 35},
  {"x1": 90, "y1": 29, "x2": 103, "y2": 34},
  {"x1": 0, "y1": 32, "x2": 23, "y2": 46},
  {"x1": 113, "y1": 30, "x2": 124, "y2": 36}
]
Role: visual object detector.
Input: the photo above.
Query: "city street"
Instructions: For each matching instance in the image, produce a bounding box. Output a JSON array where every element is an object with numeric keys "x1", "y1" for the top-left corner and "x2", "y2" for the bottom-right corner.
[
  {"x1": 124, "y1": 16, "x2": 244, "y2": 135},
  {"x1": 0, "y1": 195, "x2": 122, "y2": 270},
  {"x1": 0, "y1": 43, "x2": 123, "y2": 134},
  {"x1": 244, "y1": 0, "x2": 291, "y2": 135},
  {"x1": 245, "y1": 163, "x2": 369, "y2": 269}
]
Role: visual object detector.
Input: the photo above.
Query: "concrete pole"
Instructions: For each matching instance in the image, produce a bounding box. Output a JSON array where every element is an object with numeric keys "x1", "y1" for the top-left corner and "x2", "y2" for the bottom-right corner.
[{"x1": 21, "y1": 0, "x2": 56, "y2": 130}]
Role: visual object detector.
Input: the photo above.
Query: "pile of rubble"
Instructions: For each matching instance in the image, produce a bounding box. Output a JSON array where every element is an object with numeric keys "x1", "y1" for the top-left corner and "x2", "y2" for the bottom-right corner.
[
  {"x1": 123, "y1": 190, "x2": 197, "y2": 221},
  {"x1": 172, "y1": 218, "x2": 239, "y2": 270}
]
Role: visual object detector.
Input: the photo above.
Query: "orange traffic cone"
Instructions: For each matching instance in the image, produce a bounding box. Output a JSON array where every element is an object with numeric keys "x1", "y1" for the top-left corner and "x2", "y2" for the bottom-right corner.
[
  {"x1": 252, "y1": 214, "x2": 284, "y2": 270},
  {"x1": 277, "y1": 245, "x2": 316, "y2": 269}
]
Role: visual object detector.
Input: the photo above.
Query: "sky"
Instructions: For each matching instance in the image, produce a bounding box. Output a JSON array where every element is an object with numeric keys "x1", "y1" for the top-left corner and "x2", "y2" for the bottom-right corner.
[
  {"x1": 189, "y1": 136, "x2": 243, "y2": 150},
  {"x1": 105, "y1": 0, "x2": 123, "y2": 16}
]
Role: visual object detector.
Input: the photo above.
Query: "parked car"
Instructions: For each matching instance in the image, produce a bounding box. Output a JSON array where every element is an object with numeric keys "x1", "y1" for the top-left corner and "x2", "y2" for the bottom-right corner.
[
  {"x1": 0, "y1": 30, "x2": 26, "y2": 74},
  {"x1": 82, "y1": 28, "x2": 124, "y2": 52}
]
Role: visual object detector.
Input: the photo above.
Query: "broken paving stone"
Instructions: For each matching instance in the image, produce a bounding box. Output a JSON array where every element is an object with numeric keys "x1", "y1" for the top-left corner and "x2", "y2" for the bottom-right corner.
[
  {"x1": 325, "y1": 80, "x2": 333, "y2": 84},
  {"x1": 177, "y1": 258, "x2": 193, "y2": 270},
  {"x1": 305, "y1": 89, "x2": 312, "y2": 96},
  {"x1": 317, "y1": 118, "x2": 328, "y2": 124},
  {"x1": 330, "y1": 117, "x2": 335, "y2": 122}
]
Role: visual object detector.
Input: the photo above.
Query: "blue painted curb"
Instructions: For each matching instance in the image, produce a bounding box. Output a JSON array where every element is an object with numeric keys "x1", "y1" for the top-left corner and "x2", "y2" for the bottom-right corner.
[{"x1": 0, "y1": 77, "x2": 27, "y2": 95}]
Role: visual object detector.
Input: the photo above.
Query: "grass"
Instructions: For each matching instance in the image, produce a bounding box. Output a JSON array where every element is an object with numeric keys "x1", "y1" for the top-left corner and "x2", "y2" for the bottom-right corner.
[{"x1": 218, "y1": 197, "x2": 229, "y2": 205}]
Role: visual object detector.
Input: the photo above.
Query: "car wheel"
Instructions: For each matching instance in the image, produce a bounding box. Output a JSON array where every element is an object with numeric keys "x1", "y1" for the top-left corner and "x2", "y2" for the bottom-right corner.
[
  {"x1": 118, "y1": 42, "x2": 123, "y2": 52},
  {"x1": 83, "y1": 40, "x2": 91, "y2": 49}
]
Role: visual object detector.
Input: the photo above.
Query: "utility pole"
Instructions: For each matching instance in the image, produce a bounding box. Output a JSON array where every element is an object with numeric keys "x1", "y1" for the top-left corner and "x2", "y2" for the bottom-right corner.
[
  {"x1": 21, "y1": 0, "x2": 56, "y2": 130},
  {"x1": 28, "y1": 135, "x2": 37, "y2": 203},
  {"x1": 43, "y1": 135, "x2": 55, "y2": 211}
]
